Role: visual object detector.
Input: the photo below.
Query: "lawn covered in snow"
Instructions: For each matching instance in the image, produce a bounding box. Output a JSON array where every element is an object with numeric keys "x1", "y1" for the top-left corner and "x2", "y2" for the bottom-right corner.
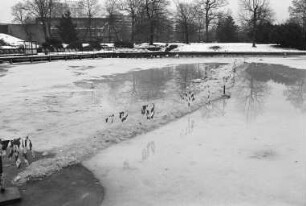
[{"x1": 172, "y1": 43, "x2": 305, "y2": 53}]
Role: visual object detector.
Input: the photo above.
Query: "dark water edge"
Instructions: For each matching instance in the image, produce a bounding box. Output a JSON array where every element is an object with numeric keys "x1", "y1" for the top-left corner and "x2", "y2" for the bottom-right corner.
[{"x1": 10, "y1": 164, "x2": 104, "y2": 206}]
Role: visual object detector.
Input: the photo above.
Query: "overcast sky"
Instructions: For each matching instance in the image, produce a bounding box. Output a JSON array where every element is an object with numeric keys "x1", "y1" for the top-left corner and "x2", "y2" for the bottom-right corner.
[{"x1": 0, "y1": 0, "x2": 292, "y2": 24}]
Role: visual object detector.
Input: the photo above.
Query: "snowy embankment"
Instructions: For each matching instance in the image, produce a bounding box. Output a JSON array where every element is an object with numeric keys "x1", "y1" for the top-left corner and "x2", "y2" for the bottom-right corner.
[
  {"x1": 246, "y1": 56, "x2": 306, "y2": 70},
  {"x1": 172, "y1": 43, "x2": 305, "y2": 53},
  {"x1": 11, "y1": 58, "x2": 243, "y2": 185},
  {"x1": 99, "y1": 43, "x2": 305, "y2": 54}
]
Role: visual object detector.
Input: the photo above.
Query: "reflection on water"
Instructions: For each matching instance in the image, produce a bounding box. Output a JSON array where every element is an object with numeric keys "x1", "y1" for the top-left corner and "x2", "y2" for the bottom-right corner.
[
  {"x1": 245, "y1": 63, "x2": 306, "y2": 113},
  {"x1": 285, "y1": 80, "x2": 306, "y2": 113},
  {"x1": 180, "y1": 115, "x2": 195, "y2": 137},
  {"x1": 74, "y1": 63, "x2": 226, "y2": 111},
  {"x1": 236, "y1": 70, "x2": 270, "y2": 122},
  {"x1": 201, "y1": 97, "x2": 229, "y2": 119},
  {"x1": 141, "y1": 141, "x2": 156, "y2": 161},
  {"x1": 73, "y1": 62, "x2": 306, "y2": 124}
]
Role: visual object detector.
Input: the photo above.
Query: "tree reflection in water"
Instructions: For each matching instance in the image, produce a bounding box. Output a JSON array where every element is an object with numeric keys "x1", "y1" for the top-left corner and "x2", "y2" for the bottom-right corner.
[
  {"x1": 245, "y1": 63, "x2": 306, "y2": 114},
  {"x1": 180, "y1": 115, "x2": 195, "y2": 137},
  {"x1": 201, "y1": 97, "x2": 229, "y2": 119},
  {"x1": 285, "y1": 79, "x2": 306, "y2": 113},
  {"x1": 237, "y1": 66, "x2": 270, "y2": 122}
]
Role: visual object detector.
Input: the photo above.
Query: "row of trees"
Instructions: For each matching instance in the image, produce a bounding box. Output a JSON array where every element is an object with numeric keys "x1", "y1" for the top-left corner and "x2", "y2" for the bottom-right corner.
[{"x1": 10, "y1": 0, "x2": 306, "y2": 49}]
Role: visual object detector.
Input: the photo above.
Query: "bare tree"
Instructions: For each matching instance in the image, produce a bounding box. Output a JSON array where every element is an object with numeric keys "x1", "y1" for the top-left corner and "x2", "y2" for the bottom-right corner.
[
  {"x1": 193, "y1": 7, "x2": 205, "y2": 41},
  {"x1": 105, "y1": 0, "x2": 119, "y2": 42},
  {"x1": 289, "y1": 0, "x2": 306, "y2": 43},
  {"x1": 197, "y1": 0, "x2": 228, "y2": 42},
  {"x1": 78, "y1": 0, "x2": 102, "y2": 41},
  {"x1": 11, "y1": 2, "x2": 35, "y2": 41},
  {"x1": 15, "y1": 0, "x2": 58, "y2": 41},
  {"x1": 143, "y1": 0, "x2": 170, "y2": 45},
  {"x1": 175, "y1": 1, "x2": 197, "y2": 44},
  {"x1": 239, "y1": 0, "x2": 273, "y2": 47},
  {"x1": 118, "y1": 0, "x2": 143, "y2": 43}
]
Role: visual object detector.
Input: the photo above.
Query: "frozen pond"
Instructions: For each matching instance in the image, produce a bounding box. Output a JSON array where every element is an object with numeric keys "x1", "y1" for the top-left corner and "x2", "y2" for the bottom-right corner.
[
  {"x1": 0, "y1": 61, "x2": 229, "y2": 151},
  {"x1": 84, "y1": 63, "x2": 306, "y2": 206}
]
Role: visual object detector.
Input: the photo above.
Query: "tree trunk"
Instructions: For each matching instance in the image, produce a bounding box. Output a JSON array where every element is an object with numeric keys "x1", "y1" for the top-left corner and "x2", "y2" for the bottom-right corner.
[
  {"x1": 149, "y1": 21, "x2": 154, "y2": 45},
  {"x1": 184, "y1": 22, "x2": 189, "y2": 44},
  {"x1": 205, "y1": 13, "x2": 209, "y2": 42},
  {"x1": 89, "y1": 17, "x2": 92, "y2": 42},
  {"x1": 252, "y1": 10, "x2": 257, "y2": 48},
  {"x1": 131, "y1": 15, "x2": 135, "y2": 43},
  {"x1": 42, "y1": 20, "x2": 50, "y2": 42}
]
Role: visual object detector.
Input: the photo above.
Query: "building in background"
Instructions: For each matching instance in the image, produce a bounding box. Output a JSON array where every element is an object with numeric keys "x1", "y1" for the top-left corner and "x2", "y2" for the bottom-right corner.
[{"x1": 54, "y1": 0, "x2": 85, "y2": 17}]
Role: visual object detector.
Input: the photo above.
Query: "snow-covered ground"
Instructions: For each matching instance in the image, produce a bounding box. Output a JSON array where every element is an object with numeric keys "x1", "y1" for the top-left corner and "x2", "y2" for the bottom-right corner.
[
  {"x1": 0, "y1": 56, "x2": 305, "y2": 189},
  {"x1": 173, "y1": 43, "x2": 304, "y2": 53}
]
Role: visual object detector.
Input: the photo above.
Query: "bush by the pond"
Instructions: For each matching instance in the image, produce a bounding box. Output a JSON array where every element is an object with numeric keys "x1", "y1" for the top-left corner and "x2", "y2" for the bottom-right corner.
[
  {"x1": 67, "y1": 41, "x2": 83, "y2": 50},
  {"x1": 165, "y1": 44, "x2": 178, "y2": 52},
  {"x1": 114, "y1": 41, "x2": 134, "y2": 48},
  {"x1": 42, "y1": 38, "x2": 63, "y2": 52},
  {"x1": 89, "y1": 41, "x2": 102, "y2": 50},
  {"x1": 209, "y1": 46, "x2": 222, "y2": 51}
]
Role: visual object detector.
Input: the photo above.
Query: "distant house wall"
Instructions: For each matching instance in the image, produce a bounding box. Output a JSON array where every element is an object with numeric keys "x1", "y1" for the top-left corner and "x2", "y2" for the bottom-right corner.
[{"x1": 49, "y1": 16, "x2": 132, "y2": 43}]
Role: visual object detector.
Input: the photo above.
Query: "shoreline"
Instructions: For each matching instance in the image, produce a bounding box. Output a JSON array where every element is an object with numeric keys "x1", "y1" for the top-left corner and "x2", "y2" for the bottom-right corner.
[
  {"x1": 2, "y1": 152, "x2": 103, "y2": 206},
  {"x1": 12, "y1": 164, "x2": 104, "y2": 206},
  {"x1": 1, "y1": 51, "x2": 306, "y2": 64}
]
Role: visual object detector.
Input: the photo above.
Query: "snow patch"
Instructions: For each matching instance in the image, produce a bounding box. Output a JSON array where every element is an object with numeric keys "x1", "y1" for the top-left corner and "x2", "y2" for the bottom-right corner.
[{"x1": 0, "y1": 33, "x2": 25, "y2": 47}]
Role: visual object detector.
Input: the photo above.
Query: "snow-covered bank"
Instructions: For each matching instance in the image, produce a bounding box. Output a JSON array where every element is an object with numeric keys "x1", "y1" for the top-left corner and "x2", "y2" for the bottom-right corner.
[
  {"x1": 83, "y1": 64, "x2": 306, "y2": 206},
  {"x1": 173, "y1": 43, "x2": 305, "y2": 53},
  {"x1": 245, "y1": 56, "x2": 306, "y2": 70}
]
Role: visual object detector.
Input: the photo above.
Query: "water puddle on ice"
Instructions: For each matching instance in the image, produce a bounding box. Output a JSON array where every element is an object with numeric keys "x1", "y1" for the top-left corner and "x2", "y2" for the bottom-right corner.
[
  {"x1": 84, "y1": 63, "x2": 306, "y2": 206},
  {"x1": 73, "y1": 63, "x2": 225, "y2": 112}
]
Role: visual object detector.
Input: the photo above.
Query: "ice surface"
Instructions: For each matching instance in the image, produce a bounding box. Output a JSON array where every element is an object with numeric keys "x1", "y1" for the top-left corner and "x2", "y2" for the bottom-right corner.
[
  {"x1": 1, "y1": 58, "x2": 238, "y2": 184},
  {"x1": 84, "y1": 62, "x2": 306, "y2": 206},
  {"x1": 1, "y1": 56, "x2": 305, "y2": 185}
]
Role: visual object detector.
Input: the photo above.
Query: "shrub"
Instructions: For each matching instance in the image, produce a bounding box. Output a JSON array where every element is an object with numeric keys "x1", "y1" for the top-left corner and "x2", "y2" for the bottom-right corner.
[
  {"x1": 89, "y1": 41, "x2": 102, "y2": 50},
  {"x1": 47, "y1": 38, "x2": 63, "y2": 49},
  {"x1": 165, "y1": 44, "x2": 178, "y2": 52},
  {"x1": 114, "y1": 41, "x2": 134, "y2": 48},
  {"x1": 42, "y1": 38, "x2": 63, "y2": 52},
  {"x1": 82, "y1": 45, "x2": 94, "y2": 51},
  {"x1": 209, "y1": 46, "x2": 221, "y2": 51},
  {"x1": 67, "y1": 41, "x2": 82, "y2": 50}
]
